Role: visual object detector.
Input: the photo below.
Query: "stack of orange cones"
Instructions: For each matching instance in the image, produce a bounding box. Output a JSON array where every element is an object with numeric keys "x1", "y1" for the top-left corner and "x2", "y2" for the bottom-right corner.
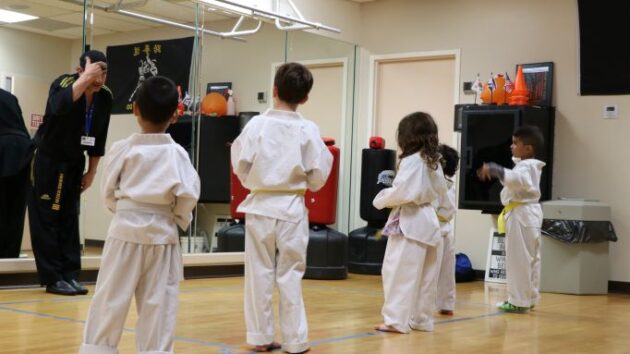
[{"x1": 508, "y1": 65, "x2": 529, "y2": 105}]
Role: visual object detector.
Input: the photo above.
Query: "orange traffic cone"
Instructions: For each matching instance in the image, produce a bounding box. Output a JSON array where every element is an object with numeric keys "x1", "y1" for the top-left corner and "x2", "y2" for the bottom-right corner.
[
  {"x1": 493, "y1": 73, "x2": 506, "y2": 104},
  {"x1": 508, "y1": 65, "x2": 529, "y2": 105}
]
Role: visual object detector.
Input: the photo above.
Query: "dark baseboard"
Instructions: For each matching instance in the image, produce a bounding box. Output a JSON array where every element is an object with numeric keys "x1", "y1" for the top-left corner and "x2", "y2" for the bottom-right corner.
[
  {"x1": 184, "y1": 265, "x2": 244, "y2": 279},
  {"x1": 608, "y1": 281, "x2": 630, "y2": 294},
  {"x1": 0, "y1": 270, "x2": 100, "y2": 289},
  {"x1": 84, "y1": 239, "x2": 105, "y2": 248},
  {"x1": 0, "y1": 265, "x2": 244, "y2": 288},
  {"x1": 2, "y1": 265, "x2": 627, "y2": 294}
]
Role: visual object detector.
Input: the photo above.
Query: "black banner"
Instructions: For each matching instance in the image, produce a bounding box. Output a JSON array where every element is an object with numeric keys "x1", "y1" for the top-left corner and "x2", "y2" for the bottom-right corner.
[{"x1": 106, "y1": 37, "x2": 194, "y2": 114}]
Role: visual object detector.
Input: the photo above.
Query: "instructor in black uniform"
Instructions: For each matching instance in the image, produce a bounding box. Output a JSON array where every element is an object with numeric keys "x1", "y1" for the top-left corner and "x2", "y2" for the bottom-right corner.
[
  {"x1": 0, "y1": 88, "x2": 34, "y2": 258},
  {"x1": 29, "y1": 50, "x2": 112, "y2": 296}
]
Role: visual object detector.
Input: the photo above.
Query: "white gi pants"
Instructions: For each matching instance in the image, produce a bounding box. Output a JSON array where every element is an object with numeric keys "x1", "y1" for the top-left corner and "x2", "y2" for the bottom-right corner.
[
  {"x1": 80, "y1": 238, "x2": 183, "y2": 354},
  {"x1": 381, "y1": 234, "x2": 438, "y2": 333},
  {"x1": 505, "y1": 205, "x2": 542, "y2": 308},
  {"x1": 436, "y1": 229, "x2": 456, "y2": 311},
  {"x1": 244, "y1": 213, "x2": 310, "y2": 354}
]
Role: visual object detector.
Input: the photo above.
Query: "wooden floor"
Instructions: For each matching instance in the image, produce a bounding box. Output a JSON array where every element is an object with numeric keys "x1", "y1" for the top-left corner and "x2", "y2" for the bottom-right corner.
[{"x1": 1, "y1": 274, "x2": 629, "y2": 353}]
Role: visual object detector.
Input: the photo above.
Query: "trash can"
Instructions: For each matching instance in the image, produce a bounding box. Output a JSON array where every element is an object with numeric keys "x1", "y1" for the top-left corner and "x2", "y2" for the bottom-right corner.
[{"x1": 540, "y1": 199, "x2": 617, "y2": 295}]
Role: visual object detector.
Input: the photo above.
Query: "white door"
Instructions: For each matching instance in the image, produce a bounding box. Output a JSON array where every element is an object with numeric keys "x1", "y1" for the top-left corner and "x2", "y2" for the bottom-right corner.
[
  {"x1": 300, "y1": 63, "x2": 344, "y2": 144},
  {"x1": 374, "y1": 56, "x2": 456, "y2": 151}
]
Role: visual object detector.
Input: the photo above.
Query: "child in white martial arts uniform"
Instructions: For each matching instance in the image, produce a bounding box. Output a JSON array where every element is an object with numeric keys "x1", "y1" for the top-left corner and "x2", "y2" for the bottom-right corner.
[
  {"x1": 477, "y1": 125, "x2": 545, "y2": 313},
  {"x1": 434, "y1": 144, "x2": 459, "y2": 316},
  {"x1": 373, "y1": 112, "x2": 447, "y2": 334},
  {"x1": 231, "y1": 62, "x2": 332, "y2": 353},
  {"x1": 79, "y1": 76, "x2": 200, "y2": 354}
]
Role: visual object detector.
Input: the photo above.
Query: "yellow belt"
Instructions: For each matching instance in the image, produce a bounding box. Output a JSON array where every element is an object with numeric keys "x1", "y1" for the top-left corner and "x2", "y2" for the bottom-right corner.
[
  {"x1": 437, "y1": 215, "x2": 451, "y2": 223},
  {"x1": 252, "y1": 189, "x2": 306, "y2": 195},
  {"x1": 497, "y1": 201, "x2": 523, "y2": 235}
]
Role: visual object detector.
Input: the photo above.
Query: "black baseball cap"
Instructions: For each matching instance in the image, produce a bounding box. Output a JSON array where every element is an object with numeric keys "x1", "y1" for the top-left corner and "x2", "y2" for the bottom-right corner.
[{"x1": 79, "y1": 50, "x2": 107, "y2": 69}]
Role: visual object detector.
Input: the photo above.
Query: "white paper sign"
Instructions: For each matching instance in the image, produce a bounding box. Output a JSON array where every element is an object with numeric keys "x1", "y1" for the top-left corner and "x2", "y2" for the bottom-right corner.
[{"x1": 485, "y1": 229, "x2": 507, "y2": 283}]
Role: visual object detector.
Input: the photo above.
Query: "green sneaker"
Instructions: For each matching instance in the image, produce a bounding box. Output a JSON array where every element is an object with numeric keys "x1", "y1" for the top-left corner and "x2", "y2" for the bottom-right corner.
[{"x1": 497, "y1": 301, "x2": 529, "y2": 313}]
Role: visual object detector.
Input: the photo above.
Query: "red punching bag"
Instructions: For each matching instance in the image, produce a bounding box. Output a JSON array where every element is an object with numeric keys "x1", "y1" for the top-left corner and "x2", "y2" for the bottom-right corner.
[
  {"x1": 230, "y1": 167, "x2": 249, "y2": 220},
  {"x1": 305, "y1": 137, "x2": 340, "y2": 225}
]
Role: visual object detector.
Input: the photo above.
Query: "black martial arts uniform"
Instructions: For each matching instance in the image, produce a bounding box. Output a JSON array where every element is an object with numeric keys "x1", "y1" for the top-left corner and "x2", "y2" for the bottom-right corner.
[
  {"x1": 28, "y1": 74, "x2": 112, "y2": 286},
  {"x1": 0, "y1": 89, "x2": 34, "y2": 258}
]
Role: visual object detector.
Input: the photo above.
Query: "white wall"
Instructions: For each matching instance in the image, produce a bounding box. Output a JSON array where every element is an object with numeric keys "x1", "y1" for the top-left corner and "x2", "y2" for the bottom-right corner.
[
  {"x1": 0, "y1": 27, "x2": 73, "y2": 80},
  {"x1": 357, "y1": 0, "x2": 630, "y2": 282},
  {"x1": 291, "y1": 0, "x2": 361, "y2": 44},
  {"x1": 0, "y1": 27, "x2": 73, "y2": 130}
]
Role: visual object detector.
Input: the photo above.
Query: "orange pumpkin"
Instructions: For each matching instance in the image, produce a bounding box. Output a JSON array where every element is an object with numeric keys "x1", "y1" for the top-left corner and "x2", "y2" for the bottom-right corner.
[{"x1": 201, "y1": 92, "x2": 227, "y2": 116}]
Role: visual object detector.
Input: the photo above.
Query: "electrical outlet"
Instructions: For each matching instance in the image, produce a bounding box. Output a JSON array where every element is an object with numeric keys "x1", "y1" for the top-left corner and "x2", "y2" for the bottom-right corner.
[
  {"x1": 603, "y1": 104, "x2": 618, "y2": 119},
  {"x1": 257, "y1": 91, "x2": 267, "y2": 103},
  {"x1": 463, "y1": 81, "x2": 474, "y2": 94}
]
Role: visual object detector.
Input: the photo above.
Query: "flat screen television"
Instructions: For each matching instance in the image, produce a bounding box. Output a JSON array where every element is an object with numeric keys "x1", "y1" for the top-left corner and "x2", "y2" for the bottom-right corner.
[{"x1": 578, "y1": 1, "x2": 630, "y2": 95}]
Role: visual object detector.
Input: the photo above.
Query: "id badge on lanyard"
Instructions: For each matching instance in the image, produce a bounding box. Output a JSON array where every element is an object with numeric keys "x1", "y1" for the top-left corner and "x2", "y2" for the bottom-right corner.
[{"x1": 81, "y1": 103, "x2": 96, "y2": 147}]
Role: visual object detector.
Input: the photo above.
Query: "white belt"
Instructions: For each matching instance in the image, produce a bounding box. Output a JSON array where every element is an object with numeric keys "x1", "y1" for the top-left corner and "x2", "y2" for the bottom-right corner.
[{"x1": 116, "y1": 199, "x2": 172, "y2": 216}]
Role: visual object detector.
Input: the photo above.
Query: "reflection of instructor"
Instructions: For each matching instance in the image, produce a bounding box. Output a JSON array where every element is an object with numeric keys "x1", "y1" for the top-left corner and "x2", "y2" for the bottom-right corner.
[
  {"x1": 0, "y1": 88, "x2": 34, "y2": 258},
  {"x1": 29, "y1": 50, "x2": 113, "y2": 296}
]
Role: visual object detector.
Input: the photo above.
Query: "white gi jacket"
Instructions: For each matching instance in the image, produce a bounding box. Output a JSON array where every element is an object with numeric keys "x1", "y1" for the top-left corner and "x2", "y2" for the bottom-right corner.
[
  {"x1": 231, "y1": 109, "x2": 333, "y2": 222},
  {"x1": 500, "y1": 158, "x2": 546, "y2": 226},
  {"x1": 101, "y1": 133, "x2": 200, "y2": 244},
  {"x1": 435, "y1": 179, "x2": 457, "y2": 234},
  {"x1": 374, "y1": 153, "x2": 448, "y2": 247}
]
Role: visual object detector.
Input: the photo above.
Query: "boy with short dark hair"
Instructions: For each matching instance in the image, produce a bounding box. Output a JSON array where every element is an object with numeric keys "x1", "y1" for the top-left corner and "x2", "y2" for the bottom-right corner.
[
  {"x1": 232, "y1": 62, "x2": 332, "y2": 353},
  {"x1": 478, "y1": 125, "x2": 545, "y2": 313},
  {"x1": 80, "y1": 76, "x2": 200, "y2": 354}
]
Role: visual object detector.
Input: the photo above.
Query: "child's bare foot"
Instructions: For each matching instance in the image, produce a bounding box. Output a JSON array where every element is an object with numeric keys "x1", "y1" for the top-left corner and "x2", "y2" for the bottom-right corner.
[
  {"x1": 253, "y1": 341, "x2": 281, "y2": 352},
  {"x1": 374, "y1": 323, "x2": 404, "y2": 333},
  {"x1": 439, "y1": 309, "x2": 454, "y2": 316}
]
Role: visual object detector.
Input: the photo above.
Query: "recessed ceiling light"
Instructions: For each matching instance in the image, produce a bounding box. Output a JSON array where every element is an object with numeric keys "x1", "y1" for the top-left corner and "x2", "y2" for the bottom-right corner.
[{"x1": 0, "y1": 9, "x2": 38, "y2": 23}]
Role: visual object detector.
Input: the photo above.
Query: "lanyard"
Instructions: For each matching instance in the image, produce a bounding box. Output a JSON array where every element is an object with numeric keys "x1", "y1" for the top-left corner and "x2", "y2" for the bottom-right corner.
[{"x1": 84, "y1": 103, "x2": 95, "y2": 136}]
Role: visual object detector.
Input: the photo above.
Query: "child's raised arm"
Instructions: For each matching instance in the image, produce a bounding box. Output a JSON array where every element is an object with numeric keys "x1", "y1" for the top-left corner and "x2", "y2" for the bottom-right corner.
[{"x1": 477, "y1": 162, "x2": 538, "y2": 192}]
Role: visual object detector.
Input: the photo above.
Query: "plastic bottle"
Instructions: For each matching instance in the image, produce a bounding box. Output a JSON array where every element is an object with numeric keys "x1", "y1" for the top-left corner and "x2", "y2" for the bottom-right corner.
[{"x1": 226, "y1": 89, "x2": 236, "y2": 116}]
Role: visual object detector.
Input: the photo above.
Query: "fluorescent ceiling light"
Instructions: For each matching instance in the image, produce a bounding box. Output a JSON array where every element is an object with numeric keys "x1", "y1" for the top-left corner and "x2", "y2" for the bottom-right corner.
[{"x1": 0, "y1": 9, "x2": 38, "y2": 23}]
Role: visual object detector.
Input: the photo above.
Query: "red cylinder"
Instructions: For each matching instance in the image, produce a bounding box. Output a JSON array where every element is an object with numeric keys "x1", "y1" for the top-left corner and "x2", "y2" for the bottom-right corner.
[
  {"x1": 230, "y1": 167, "x2": 249, "y2": 220},
  {"x1": 306, "y1": 137, "x2": 340, "y2": 225}
]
